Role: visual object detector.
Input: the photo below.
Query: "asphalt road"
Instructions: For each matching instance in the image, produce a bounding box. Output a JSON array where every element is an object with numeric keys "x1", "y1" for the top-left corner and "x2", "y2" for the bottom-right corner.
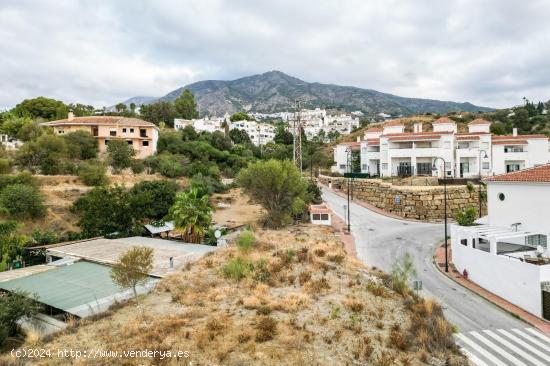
[{"x1": 322, "y1": 187, "x2": 528, "y2": 333}]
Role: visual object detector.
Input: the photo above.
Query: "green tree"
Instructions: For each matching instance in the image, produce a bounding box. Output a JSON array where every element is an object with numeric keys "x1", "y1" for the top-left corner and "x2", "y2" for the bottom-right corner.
[
  {"x1": 129, "y1": 103, "x2": 136, "y2": 114},
  {"x1": 0, "y1": 116, "x2": 33, "y2": 139},
  {"x1": 13, "y1": 97, "x2": 68, "y2": 121},
  {"x1": 115, "y1": 103, "x2": 127, "y2": 113},
  {"x1": 78, "y1": 160, "x2": 108, "y2": 186},
  {"x1": 67, "y1": 103, "x2": 95, "y2": 117},
  {"x1": 273, "y1": 124, "x2": 293, "y2": 145},
  {"x1": 130, "y1": 180, "x2": 179, "y2": 220},
  {"x1": 63, "y1": 130, "x2": 98, "y2": 159},
  {"x1": 513, "y1": 108, "x2": 530, "y2": 132},
  {"x1": 237, "y1": 159, "x2": 309, "y2": 228},
  {"x1": 174, "y1": 89, "x2": 199, "y2": 119},
  {"x1": 169, "y1": 188, "x2": 212, "y2": 243},
  {"x1": 155, "y1": 153, "x2": 186, "y2": 178},
  {"x1": 16, "y1": 121, "x2": 43, "y2": 142},
  {"x1": 490, "y1": 121, "x2": 506, "y2": 135},
  {"x1": 228, "y1": 128, "x2": 251, "y2": 145},
  {"x1": 139, "y1": 101, "x2": 177, "y2": 127},
  {"x1": 229, "y1": 112, "x2": 252, "y2": 122},
  {"x1": 15, "y1": 134, "x2": 67, "y2": 174},
  {"x1": 110, "y1": 246, "x2": 154, "y2": 301},
  {"x1": 107, "y1": 139, "x2": 135, "y2": 173},
  {"x1": 0, "y1": 184, "x2": 46, "y2": 219},
  {"x1": 0, "y1": 290, "x2": 40, "y2": 346},
  {"x1": 72, "y1": 185, "x2": 136, "y2": 237}
]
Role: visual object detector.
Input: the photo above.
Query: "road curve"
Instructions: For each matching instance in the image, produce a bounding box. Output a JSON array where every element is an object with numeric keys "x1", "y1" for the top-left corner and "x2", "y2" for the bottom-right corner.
[{"x1": 322, "y1": 187, "x2": 527, "y2": 333}]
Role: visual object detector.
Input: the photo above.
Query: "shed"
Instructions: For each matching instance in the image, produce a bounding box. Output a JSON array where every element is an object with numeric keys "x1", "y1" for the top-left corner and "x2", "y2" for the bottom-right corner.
[
  {"x1": 144, "y1": 221, "x2": 174, "y2": 236},
  {"x1": 309, "y1": 204, "x2": 332, "y2": 226}
]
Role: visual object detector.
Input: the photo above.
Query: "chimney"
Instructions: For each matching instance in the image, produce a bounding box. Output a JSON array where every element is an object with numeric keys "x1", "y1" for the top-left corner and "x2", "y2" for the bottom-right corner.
[
  {"x1": 414, "y1": 122, "x2": 423, "y2": 133},
  {"x1": 513, "y1": 128, "x2": 517, "y2": 137},
  {"x1": 68, "y1": 111, "x2": 74, "y2": 121}
]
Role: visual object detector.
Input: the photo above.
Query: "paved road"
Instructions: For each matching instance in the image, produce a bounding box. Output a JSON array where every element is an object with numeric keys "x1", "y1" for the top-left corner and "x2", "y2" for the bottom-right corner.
[{"x1": 322, "y1": 188, "x2": 550, "y2": 365}]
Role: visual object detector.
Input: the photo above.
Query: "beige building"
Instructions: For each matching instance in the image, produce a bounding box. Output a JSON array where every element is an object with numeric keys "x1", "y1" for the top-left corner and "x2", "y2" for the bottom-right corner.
[{"x1": 41, "y1": 112, "x2": 159, "y2": 159}]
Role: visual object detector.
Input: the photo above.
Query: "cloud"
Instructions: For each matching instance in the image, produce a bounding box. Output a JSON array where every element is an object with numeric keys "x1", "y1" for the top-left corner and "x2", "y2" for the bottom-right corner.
[{"x1": 1, "y1": 0, "x2": 548, "y2": 109}]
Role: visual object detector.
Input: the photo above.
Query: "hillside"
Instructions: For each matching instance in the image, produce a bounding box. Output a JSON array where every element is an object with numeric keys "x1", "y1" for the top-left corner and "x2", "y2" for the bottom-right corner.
[
  {"x1": 119, "y1": 71, "x2": 492, "y2": 117},
  {"x1": 2, "y1": 224, "x2": 466, "y2": 365}
]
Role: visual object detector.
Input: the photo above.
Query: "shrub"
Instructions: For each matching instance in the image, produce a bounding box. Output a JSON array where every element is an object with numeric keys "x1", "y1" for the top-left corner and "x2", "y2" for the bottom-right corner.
[
  {"x1": 107, "y1": 139, "x2": 135, "y2": 173},
  {"x1": 255, "y1": 316, "x2": 277, "y2": 342},
  {"x1": 0, "y1": 290, "x2": 41, "y2": 345},
  {"x1": 0, "y1": 172, "x2": 35, "y2": 191},
  {"x1": 130, "y1": 159, "x2": 146, "y2": 174},
  {"x1": 455, "y1": 207, "x2": 477, "y2": 226},
  {"x1": 222, "y1": 257, "x2": 251, "y2": 281},
  {"x1": 78, "y1": 160, "x2": 108, "y2": 186},
  {"x1": 236, "y1": 230, "x2": 255, "y2": 253},
  {"x1": 466, "y1": 181, "x2": 474, "y2": 192},
  {"x1": 0, "y1": 158, "x2": 11, "y2": 174},
  {"x1": 63, "y1": 130, "x2": 98, "y2": 159},
  {"x1": 130, "y1": 180, "x2": 179, "y2": 220},
  {"x1": 0, "y1": 184, "x2": 46, "y2": 219},
  {"x1": 391, "y1": 253, "x2": 416, "y2": 295},
  {"x1": 252, "y1": 259, "x2": 270, "y2": 283},
  {"x1": 157, "y1": 153, "x2": 185, "y2": 178}
]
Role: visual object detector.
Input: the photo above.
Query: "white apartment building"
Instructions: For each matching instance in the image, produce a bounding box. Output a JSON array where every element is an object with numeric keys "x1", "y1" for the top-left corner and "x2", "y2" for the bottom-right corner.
[
  {"x1": 174, "y1": 115, "x2": 229, "y2": 134},
  {"x1": 332, "y1": 140, "x2": 361, "y2": 174},
  {"x1": 229, "y1": 120, "x2": 276, "y2": 145},
  {"x1": 354, "y1": 117, "x2": 550, "y2": 178},
  {"x1": 451, "y1": 165, "x2": 550, "y2": 319}
]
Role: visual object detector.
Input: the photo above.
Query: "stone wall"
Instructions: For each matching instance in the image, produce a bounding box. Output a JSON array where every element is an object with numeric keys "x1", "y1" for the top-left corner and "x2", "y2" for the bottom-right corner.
[{"x1": 319, "y1": 175, "x2": 486, "y2": 221}]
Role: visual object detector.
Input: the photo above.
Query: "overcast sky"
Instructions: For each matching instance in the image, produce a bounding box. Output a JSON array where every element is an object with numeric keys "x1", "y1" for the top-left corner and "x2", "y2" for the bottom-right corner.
[{"x1": 1, "y1": 0, "x2": 549, "y2": 109}]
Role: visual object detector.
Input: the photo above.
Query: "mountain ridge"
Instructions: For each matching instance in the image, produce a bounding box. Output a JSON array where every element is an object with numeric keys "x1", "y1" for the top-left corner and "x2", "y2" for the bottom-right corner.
[{"x1": 119, "y1": 71, "x2": 493, "y2": 117}]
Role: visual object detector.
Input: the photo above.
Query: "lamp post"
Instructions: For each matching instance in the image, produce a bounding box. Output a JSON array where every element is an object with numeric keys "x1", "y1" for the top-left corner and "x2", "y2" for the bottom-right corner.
[
  {"x1": 345, "y1": 146, "x2": 352, "y2": 232},
  {"x1": 478, "y1": 150, "x2": 488, "y2": 218},
  {"x1": 432, "y1": 157, "x2": 448, "y2": 272}
]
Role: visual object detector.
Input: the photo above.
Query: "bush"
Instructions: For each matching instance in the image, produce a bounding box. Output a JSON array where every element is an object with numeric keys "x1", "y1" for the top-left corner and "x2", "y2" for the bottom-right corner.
[
  {"x1": 0, "y1": 158, "x2": 11, "y2": 174},
  {"x1": 156, "y1": 153, "x2": 185, "y2": 178},
  {"x1": 236, "y1": 230, "x2": 255, "y2": 253},
  {"x1": 0, "y1": 172, "x2": 35, "y2": 191},
  {"x1": 130, "y1": 180, "x2": 179, "y2": 220},
  {"x1": 455, "y1": 207, "x2": 477, "y2": 226},
  {"x1": 78, "y1": 160, "x2": 108, "y2": 186},
  {"x1": 107, "y1": 139, "x2": 135, "y2": 173},
  {"x1": 222, "y1": 257, "x2": 251, "y2": 281},
  {"x1": 255, "y1": 316, "x2": 277, "y2": 342},
  {"x1": 0, "y1": 184, "x2": 46, "y2": 219},
  {"x1": 189, "y1": 173, "x2": 226, "y2": 196},
  {"x1": 130, "y1": 159, "x2": 146, "y2": 174},
  {"x1": 391, "y1": 253, "x2": 416, "y2": 295},
  {"x1": 63, "y1": 130, "x2": 98, "y2": 159},
  {"x1": 0, "y1": 290, "x2": 41, "y2": 344}
]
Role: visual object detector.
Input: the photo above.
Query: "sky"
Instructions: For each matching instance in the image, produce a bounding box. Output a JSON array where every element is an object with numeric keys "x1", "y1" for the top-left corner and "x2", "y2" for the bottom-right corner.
[{"x1": 1, "y1": 0, "x2": 549, "y2": 109}]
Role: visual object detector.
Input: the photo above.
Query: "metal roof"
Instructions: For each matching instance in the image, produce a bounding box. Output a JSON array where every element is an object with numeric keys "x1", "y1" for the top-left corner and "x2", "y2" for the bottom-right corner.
[{"x1": 0, "y1": 261, "x2": 133, "y2": 316}]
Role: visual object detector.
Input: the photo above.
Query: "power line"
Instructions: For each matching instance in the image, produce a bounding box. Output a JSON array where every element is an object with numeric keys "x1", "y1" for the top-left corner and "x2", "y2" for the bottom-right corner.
[{"x1": 293, "y1": 99, "x2": 303, "y2": 173}]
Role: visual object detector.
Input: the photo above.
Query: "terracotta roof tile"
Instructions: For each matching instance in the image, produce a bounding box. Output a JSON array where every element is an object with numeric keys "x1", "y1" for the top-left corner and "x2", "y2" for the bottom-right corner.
[
  {"x1": 309, "y1": 204, "x2": 331, "y2": 214},
  {"x1": 432, "y1": 117, "x2": 456, "y2": 124},
  {"x1": 469, "y1": 118, "x2": 491, "y2": 125},
  {"x1": 486, "y1": 164, "x2": 550, "y2": 183},
  {"x1": 41, "y1": 116, "x2": 158, "y2": 128},
  {"x1": 366, "y1": 138, "x2": 380, "y2": 145},
  {"x1": 492, "y1": 140, "x2": 528, "y2": 145}
]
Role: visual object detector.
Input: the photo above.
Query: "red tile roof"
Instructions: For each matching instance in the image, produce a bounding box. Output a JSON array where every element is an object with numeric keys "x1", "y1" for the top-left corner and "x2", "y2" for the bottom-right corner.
[
  {"x1": 366, "y1": 138, "x2": 380, "y2": 145},
  {"x1": 492, "y1": 140, "x2": 528, "y2": 145},
  {"x1": 469, "y1": 118, "x2": 491, "y2": 125},
  {"x1": 383, "y1": 131, "x2": 452, "y2": 141},
  {"x1": 42, "y1": 116, "x2": 157, "y2": 128},
  {"x1": 310, "y1": 204, "x2": 331, "y2": 214},
  {"x1": 432, "y1": 117, "x2": 456, "y2": 124},
  {"x1": 486, "y1": 164, "x2": 550, "y2": 183},
  {"x1": 384, "y1": 120, "x2": 404, "y2": 127},
  {"x1": 455, "y1": 132, "x2": 490, "y2": 141}
]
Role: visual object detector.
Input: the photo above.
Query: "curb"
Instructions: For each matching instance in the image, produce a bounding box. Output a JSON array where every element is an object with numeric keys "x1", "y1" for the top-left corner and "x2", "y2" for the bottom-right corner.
[{"x1": 433, "y1": 244, "x2": 550, "y2": 336}]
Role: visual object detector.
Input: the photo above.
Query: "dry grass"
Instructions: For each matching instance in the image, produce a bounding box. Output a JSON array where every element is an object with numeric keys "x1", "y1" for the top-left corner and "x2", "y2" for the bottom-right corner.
[{"x1": 1, "y1": 225, "x2": 467, "y2": 366}]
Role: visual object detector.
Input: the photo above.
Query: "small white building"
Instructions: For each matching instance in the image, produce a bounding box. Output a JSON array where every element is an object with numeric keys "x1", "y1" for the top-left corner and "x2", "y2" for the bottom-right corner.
[
  {"x1": 332, "y1": 141, "x2": 361, "y2": 174},
  {"x1": 0, "y1": 134, "x2": 22, "y2": 150},
  {"x1": 451, "y1": 165, "x2": 550, "y2": 320},
  {"x1": 310, "y1": 204, "x2": 332, "y2": 226}
]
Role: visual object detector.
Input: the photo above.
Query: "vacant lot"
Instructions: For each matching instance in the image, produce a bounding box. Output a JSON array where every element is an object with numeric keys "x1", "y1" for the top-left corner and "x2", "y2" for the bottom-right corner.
[{"x1": 2, "y1": 225, "x2": 467, "y2": 365}]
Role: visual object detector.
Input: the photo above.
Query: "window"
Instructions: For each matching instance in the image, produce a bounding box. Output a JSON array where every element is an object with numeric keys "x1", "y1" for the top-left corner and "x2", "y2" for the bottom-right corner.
[
  {"x1": 312, "y1": 214, "x2": 321, "y2": 220},
  {"x1": 506, "y1": 164, "x2": 520, "y2": 172},
  {"x1": 142, "y1": 141, "x2": 149, "y2": 147},
  {"x1": 498, "y1": 193, "x2": 505, "y2": 201},
  {"x1": 130, "y1": 128, "x2": 134, "y2": 133},
  {"x1": 110, "y1": 130, "x2": 117, "y2": 137},
  {"x1": 321, "y1": 214, "x2": 329, "y2": 220},
  {"x1": 339, "y1": 164, "x2": 346, "y2": 169},
  {"x1": 127, "y1": 140, "x2": 133, "y2": 145},
  {"x1": 482, "y1": 162, "x2": 490, "y2": 169},
  {"x1": 122, "y1": 128, "x2": 127, "y2": 133},
  {"x1": 504, "y1": 146, "x2": 524, "y2": 153},
  {"x1": 362, "y1": 164, "x2": 367, "y2": 171},
  {"x1": 140, "y1": 129, "x2": 147, "y2": 137},
  {"x1": 460, "y1": 239, "x2": 467, "y2": 246}
]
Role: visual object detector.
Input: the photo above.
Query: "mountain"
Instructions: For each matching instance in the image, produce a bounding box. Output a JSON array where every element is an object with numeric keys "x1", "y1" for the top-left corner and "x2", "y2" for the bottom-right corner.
[
  {"x1": 124, "y1": 71, "x2": 493, "y2": 117},
  {"x1": 107, "y1": 96, "x2": 157, "y2": 111}
]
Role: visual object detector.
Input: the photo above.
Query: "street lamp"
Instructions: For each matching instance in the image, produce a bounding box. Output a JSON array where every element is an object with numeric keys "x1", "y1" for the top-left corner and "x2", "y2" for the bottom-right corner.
[
  {"x1": 432, "y1": 157, "x2": 449, "y2": 272},
  {"x1": 478, "y1": 150, "x2": 488, "y2": 218}
]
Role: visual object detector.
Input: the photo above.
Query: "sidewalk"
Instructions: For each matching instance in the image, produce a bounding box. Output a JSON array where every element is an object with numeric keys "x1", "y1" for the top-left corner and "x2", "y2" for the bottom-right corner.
[
  {"x1": 434, "y1": 244, "x2": 550, "y2": 335},
  {"x1": 328, "y1": 207, "x2": 357, "y2": 258}
]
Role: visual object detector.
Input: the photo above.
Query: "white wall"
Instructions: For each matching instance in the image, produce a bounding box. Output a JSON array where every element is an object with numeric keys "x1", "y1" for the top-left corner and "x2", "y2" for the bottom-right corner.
[
  {"x1": 468, "y1": 124, "x2": 491, "y2": 133},
  {"x1": 433, "y1": 123, "x2": 457, "y2": 133},
  {"x1": 487, "y1": 182, "x2": 550, "y2": 233},
  {"x1": 451, "y1": 226, "x2": 544, "y2": 317}
]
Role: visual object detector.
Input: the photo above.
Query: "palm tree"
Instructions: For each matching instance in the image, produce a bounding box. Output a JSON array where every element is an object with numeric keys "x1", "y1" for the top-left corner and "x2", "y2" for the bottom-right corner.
[{"x1": 169, "y1": 188, "x2": 212, "y2": 243}]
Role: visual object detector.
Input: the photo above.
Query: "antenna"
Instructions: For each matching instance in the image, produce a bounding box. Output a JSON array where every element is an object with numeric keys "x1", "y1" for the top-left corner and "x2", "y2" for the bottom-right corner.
[{"x1": 293, "y1": 99, "x2": 303, "y2": 173}]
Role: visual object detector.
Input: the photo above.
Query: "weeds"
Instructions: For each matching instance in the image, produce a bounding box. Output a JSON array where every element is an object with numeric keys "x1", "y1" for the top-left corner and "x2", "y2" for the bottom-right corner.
[
  {"x1": 222, "y1": 257, "x2": 251, "y2": 281},
  {"x1": 255, "y1": 316, "x2": 277, "y2": 342},
  {"x1": 236, "y1": 230, "x2": 256, "y2": 253},
  {"x1": 391, "y1": 253, "x2": 416, "y2": 295}
]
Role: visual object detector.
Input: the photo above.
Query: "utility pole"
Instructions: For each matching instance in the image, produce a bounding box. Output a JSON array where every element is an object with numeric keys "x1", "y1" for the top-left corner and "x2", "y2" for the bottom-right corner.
[{"x1": 293, "y1": 99, "x2": 303, "y2": 173}]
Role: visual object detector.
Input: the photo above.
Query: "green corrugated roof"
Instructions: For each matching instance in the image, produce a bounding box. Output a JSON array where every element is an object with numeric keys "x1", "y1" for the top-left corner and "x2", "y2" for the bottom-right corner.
[{"x1": 0, "y1": 261, "x2": 122, "y2": 312}]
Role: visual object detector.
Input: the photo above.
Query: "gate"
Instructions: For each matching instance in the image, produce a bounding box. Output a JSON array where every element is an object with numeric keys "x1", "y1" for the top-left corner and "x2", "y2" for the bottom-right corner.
[{"x1": 543, "y1": 288, "x2": 550, "y2": 321}]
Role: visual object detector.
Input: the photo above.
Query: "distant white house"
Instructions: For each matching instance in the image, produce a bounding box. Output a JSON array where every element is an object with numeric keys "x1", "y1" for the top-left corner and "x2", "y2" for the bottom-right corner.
[
  {"x1": 451, "y1": 164, "x2": 550, "y2": 320},
  {"x1": 0, "y1": 134, "x2": 22, "y2": 150}
]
